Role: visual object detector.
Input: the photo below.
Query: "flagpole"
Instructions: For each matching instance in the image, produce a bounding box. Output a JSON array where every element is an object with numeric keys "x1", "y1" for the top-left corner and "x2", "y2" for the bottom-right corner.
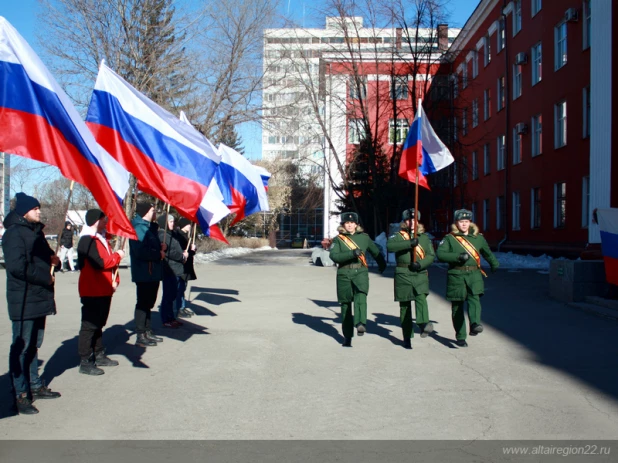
[
  {"x1": 52, "y1": 180, "x2": 75, "y2": 275},
  {"x1": 186, "y1": 222, "x2": 197, "y2": 252},
  {"x1": 412, "y1": 99, "x2": 422, "y2": 264},
  {"x1": 162, "y1": 202, "x2": 171, "y2": 248}
]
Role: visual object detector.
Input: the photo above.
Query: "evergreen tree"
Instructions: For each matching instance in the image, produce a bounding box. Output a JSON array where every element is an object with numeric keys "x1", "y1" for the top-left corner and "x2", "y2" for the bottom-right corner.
[{"x1": 217, "y1": 118, "x2": 245, "y2": 155}]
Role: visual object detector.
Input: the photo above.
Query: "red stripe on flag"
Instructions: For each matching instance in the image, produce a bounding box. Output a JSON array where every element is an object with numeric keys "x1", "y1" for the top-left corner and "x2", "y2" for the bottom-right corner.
[
  {"x1": 229, "y1": 185, "x2": 248, "y2": 225},
  {"x1": 603, "y1": 256, "x2": 618, "y2": 286},
  {"x1": 0, "y1": 108, "x2": 136, "y2": 238},
  {"x1": 87, "y1": 122, "x2": 206, "y2": 218},
  {"x1": 208, "y1": 224, "x2": 229, "y2": 244},
  {"x1": 398, "y1": 140, "x2": 429, "y2": 189}
]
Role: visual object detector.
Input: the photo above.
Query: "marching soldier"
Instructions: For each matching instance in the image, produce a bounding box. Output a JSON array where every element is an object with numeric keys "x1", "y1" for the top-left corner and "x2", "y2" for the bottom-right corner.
[
  {"x1": 329, "y1": 212, "x2": 386, "y2": 347},
  {"x1": 436, "y1": 209, "x2": 499, "y2": 347},
  {"x1": 386, "y1": 208, "x2": 435, "y2": 349}
]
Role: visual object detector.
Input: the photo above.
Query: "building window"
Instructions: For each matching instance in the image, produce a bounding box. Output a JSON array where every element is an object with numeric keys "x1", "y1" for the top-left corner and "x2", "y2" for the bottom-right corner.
[
  {"x1": 472, "y1": 151, "x2": 478, "y2": 180},
  {"x1": 462, "y1": 66, "x2": 468, "y2": 89},
  {"x1": 484, "y1": 88, "x2": 491, "y2": 120},
  {"x1": 531, "y1": 114, "x2": 542, "y2": 157},
  {"x1": 582, "y1": 176, "x2": 590, "y2": 227},
  {"x1": 513, "y1": 0, "x2": 522, "y2": 35},
  {"x1": 554, "y1": 21, "x2": 567, "y2": 70},
  {"x1": 554, "y1": 100, "x2": 567, "y2": 148},
  {"x1": 462, "y1": 108, "x2": 468, "y2": 136},
  {"x1": 531, "y1": 187, "x2": 541, "y2": 229},
  {"x1": 583, "y1": 86, "x2": 590, "y2": 138},
  {"x1": 389, "y1": 119, "x2": 408, "y2": 144},
  {"x1": 497, "y1": 135, "x2": 506, "y2": 170},
  {"x1": 348, "y1": 119, "x2": 364, "y2": 144},
  {"x1": 453, "y1": 116, "x2": 458, "y2": 142},
  {"x1": 452, "y1": 75, "x2": 458, "y2": 99},
  {"x1": 497, "y1": 195, "x2": 505, "y2": 230},
  {"x1": 462, "y1": 157, "x2": 468, "y2": 184},
  {"x1": 513, "y1": 64, "x2": 522, "y2": 100},
  {"x1": 484, "y1": 143, "x2": 491, "y2": 175},
  {"x1": 471, "y1": 202, "x2": 477, "y2": 223},
  {"x1": 554, "y1": 182, "x2": 566, "y2": 228},
  {"x1": 391, "y1": 76, "x2": 408, "y2": 100},
  {"x1": 497, "y1": 76, "x2": 505, "y2": 111},
  {"x1": 484, "y1": 198, "x2": 490, "y2": 230},
  {"x1": 472, "y1": 99, "x2": 479, "y2": 128},
  {"x1": 498, "y1": 18, "x2": 505, "y2": 52},
  {"x1": 531, "y1": 42, "x2": 542, "y2": 85},
  {"x1": 349, "y1": 77, "x2": 367, "y2": 100},
  {"x1": 484, "y1": 34, "x2": 491, "y2": 66},
  {"x1": 472, "y1": 52, "x2": 479, "y2": 78},
  {"x1": 531, "y1": 0, "x2": 542, "y2": 17},
  {"x1": 513, "y1": 129, "x2": 522, "y2": 164},
  {"x1": 583, "y1": 0, "x2": 591, "y2": 50},
  {"x1": 453, "y1": 161, "x2": 458, "y2": 187},
  {"x1": 512, "y1": 191, "x2": 521, "y2": 230}
]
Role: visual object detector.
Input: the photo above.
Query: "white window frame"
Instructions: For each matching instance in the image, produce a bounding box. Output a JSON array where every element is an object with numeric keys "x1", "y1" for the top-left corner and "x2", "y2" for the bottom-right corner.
[
  {"x1": 554, "y1": 182, "x2": 567, "y2": 228},
  {"x1": 582, "y1": 176, "x2": 590, "y2": 228},
  {"x1": 531, "y1": 114, "x2": 542, "y2": 157},
  {"x1": 583, "y1": 0, "x2": 591, "y2": 50},
  {"x1": 497, "y1": 135, "x2": 506, "y2": 170},
  {"x1": 513, "y1": 0, "x2": 522, "y2": 35},
  {"x1": 348, "y1": 119, "x2": 364, "y2": 144},
  {"x1": 484, "y1": 35, "x2": 491, "y2": 66},
  {"x1": 472, "y1": 52, "x2": 479, "y2": 78},
  {"x1": 462, "y1": 66, "x2": 468, "y2": 89},
  {"x1": 484, "y1": 143, "x2": 491, "y2": 175},
  {"x1": 554, "y1": 100, "x2": 567, "y2": 148},
  {"x1": 483, "y1": 198, "x2": 490, "y2": 230},
  {"x1": 512, "y1": 191, "x2": 521, "y2": 230},
  {"x1": 497, "y1": 76, "x2": 505, "y2": 111},
  {"x1": 389, "y1": 118, "x2": 409, "y2": 144},
  {"x1": 513, "y1": 64, "x2": 522, "y2": 100},
  {"x1": 472, "y1": 151, "x2": 478, "y2": 180},
  {"x1": 391, "y1": 76, "x2": 409, "y2": 100},
  {"x1": 349, "y1": 77, "x2": 367, "y2": 100},
  {"x1": 531, "y1": 0, "x2": 542, "y2": 17},
  {"x1": 554, "y1": 21, "x2": 567, "y2": 71},
  {"x1": 484, "y1": 88, "x2": 491, "y2": 120},
  {"x1": 531, "y1": 42, "x2": 542, "y2": 85},
  {"x1": 472, "y1": 99, "x2": 479, "y2": 128},
  {"x1": 531, "y1": 187, "x2": 541, "y2": 229},
  {"x1": 498, "y1": 18, "x2": 506, "y2": 52},
  {"x1": 513, "y1": 129, "x2": 522, "y2": 164},
  {"x1": 462, "y1": 108, "x2": 468, "y2": 136},
  {"x1": 583, "y1": 86, "x2": 590, "y2": 138}
]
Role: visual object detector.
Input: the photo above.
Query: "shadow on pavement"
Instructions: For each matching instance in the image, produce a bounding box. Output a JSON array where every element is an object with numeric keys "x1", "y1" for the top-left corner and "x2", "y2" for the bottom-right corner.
[
  {"x1": 372, "y1": 312, "x2": 455, "y2": 347},
  {"x1": 0, "y1": 371, "x2": 17, "y2": 420},
  {"x1": 188, "y1": 286, "x2": 240, "y2": 307},
  {"x1": 309, "y1": 299, "x2": 340, "y2": 309},
  {"x1": 292, "y1": 312, "x2": 344, "y2": 344}
]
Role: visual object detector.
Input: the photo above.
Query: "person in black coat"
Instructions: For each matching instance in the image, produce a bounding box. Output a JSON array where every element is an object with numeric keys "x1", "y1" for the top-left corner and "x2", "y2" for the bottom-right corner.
[
  {"x1": 157, "y1": 214, "x2": 185, "y2": 327},
  {"x1": 58, "y1": 221, "x2": 76, "y2": 272},
  {"x1": 2, "y1": 193, "x2": 62, "y2": 415},
  {"x1": 175, "y1": 218, "x2": 197, "y2": 318}
]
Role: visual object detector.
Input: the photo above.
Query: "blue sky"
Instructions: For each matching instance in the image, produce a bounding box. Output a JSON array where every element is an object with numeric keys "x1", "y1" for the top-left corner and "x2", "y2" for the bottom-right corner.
[{"x1": 2, "y1": 0, "x2": 479, "y2": 169}]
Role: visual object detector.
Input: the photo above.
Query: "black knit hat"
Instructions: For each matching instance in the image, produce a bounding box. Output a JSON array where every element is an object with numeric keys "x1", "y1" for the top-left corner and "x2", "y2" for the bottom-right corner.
[
  {"x1": 136, "y1": 201, "x2": 155, "y2": 218},
  {"x1": 402, "y1": 208, "x2": 420, "y2": 221},
  {"x1": 85, "y1": 209, "x2": 105, "y2": 226},
  {"x1": 14, "y1": 193, "x2": 40, "y2": 216},
  {"x1": 177, "y1": 217, "x2": 192, "y2": 229},
  {"x1": 454, "y1": 209, "x2": 473, "y2": 221},
  {"x1": 340, "y1": 212, "x2": 359, "y2": 224}
]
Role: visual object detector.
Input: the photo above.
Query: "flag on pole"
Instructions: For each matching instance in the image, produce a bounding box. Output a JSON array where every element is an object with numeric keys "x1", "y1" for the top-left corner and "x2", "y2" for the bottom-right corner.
[
  {"x1": 215, "y1": 144, "x2": 270, "y2": 225},
  {"x1": 253, "y1": 165, "x2": 272, "y2": 192},
  {"x1": 86, "y1": 63, "x2": 221, "y2": 226},
  {"x1": 0, "y1": 17, "x2": 136, "y2": 238},
  {"x1": 398, "y1": 101, "x2": 454, "y2": 189},
  {"x1": 596, "y1": 209, "x2": 618, "y2": 286}
]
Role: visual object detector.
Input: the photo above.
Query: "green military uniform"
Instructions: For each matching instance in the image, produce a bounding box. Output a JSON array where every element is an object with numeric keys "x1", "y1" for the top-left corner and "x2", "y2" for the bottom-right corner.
[
  {"x1": 329, "y1": 212, "x2": 386, "y2": 344},
  {"x1": 436, "y1": 209, "x2": 499, "y2": 345},
  {"x1": 386, "y1": 209, "x2": 435, "y2": 346}
]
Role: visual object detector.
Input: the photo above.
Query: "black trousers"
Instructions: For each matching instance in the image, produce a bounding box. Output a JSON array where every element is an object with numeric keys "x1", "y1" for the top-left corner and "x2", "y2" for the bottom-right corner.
[
  {"x1": 135, "y1": 282, "x2": 160, "y2": 334},
  {"x1": 78, "y1": 296, "x2": 112, "y2": 360}
]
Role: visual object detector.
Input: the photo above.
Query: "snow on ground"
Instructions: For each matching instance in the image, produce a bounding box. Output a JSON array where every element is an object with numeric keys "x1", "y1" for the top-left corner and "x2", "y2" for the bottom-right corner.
[{"x1": 193, "y1": 246, "x2": 273, "y2": 264}]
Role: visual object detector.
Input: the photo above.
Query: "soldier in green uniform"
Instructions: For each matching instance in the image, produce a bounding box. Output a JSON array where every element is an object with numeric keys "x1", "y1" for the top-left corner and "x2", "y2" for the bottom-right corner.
[
  {"x1": 329, "y1": 212, "x2": 386, "y2": 347},
  {"x1": 386, "y1": 209, "x2": 435, "y2": 349},
  {"x1": 436, "y1": 209, "x2": 499, "y2": 347}
]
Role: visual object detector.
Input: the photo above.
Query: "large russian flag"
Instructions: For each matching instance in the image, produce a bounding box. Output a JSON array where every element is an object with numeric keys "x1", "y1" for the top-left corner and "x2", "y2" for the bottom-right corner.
[
  {"x1": 86, "y1": 63, "x2": 222, "y2": 226},
  {"x1": 215, "y1": 144, "x2": 270, "y2": 225},
  {"x1": 597, "y1": 209, "x2": 618, "y2": 286},
  {"x1": 398, "y1": 100, "x2": 454, "y2": 189},
  {"x1": 0, "y1": 17, "x2": 135, "y2": 239}
]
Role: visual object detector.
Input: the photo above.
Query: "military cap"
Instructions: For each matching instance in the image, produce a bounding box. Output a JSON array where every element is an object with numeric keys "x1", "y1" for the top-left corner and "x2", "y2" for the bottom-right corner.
[
  {"x1": 454, "y1": 209, "x2": 473, "y2": 221},
  {"x1": 340, "y1": 212, "x2": 359, "y2": 224},
  {"x1": 402, "y1": 208, "x2": 420, "y2": 221}
]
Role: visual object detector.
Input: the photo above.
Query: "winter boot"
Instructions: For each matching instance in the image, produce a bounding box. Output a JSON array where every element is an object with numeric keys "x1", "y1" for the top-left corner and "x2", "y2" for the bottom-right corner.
[
  {"x1": 136, "y1": 333, "x2": 157, "y2": 347},
  {"x1": 146, "y1": 331, "x2": 163, "y2": 343},
  {"x1": 420, "y1": 322, "x2": 434, "y2": 338},
  {"x1": 356, "y1": 323, "x2": 366, "y2": 336},
  {"x1": 342, "y1": 337, "x2": 352, "y2": 347},
  {"x1": 95, "y1": 350, "x2": 119, "y2": 367},
  {"x1": 79, "y1": 358, "x2": 105, "y2": 376},
  {"x1": 470, "y1": 323, "x2": 484, "y2": 336},
  {"x1": 31, "y1": 381, "x2": 61, "y2": 399},
  {"x1": 403, "y1": 339, "x2": 412, "y2": 349},
  {"x1": 16, "y1": 394, "x2": 39, "y2": 415}
]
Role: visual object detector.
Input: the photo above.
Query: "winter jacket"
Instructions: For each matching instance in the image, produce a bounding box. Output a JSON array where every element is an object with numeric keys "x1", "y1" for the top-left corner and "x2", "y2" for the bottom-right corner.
[
  {"x1": 129, "y1": 216, "x2": 163, "y2": 283},
  {"x1": 60, "y1": 226, "x2": 74, "y2": 248},
  {"x1": 77, "y1": 232, "x2": 122, "y2": 297},
  {"x1": 2, "y1": 211, "x2": 56, "y2": 321},
  {"x1": 157, "y1": 218, "x2": 185, "y2": 277},
  {"x1": 175, "y1": 228, "x2": 197, "y2": 281}
]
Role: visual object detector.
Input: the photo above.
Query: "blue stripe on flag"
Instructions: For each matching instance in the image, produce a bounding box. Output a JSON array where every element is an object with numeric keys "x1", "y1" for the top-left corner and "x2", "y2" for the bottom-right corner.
[{"x1": 600, "y1": 231, "x2": 618, "y2": 260}]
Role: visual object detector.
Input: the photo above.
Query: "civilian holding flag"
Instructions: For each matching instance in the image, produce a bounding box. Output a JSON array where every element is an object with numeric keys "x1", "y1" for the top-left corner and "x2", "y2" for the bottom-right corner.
[
  {"x1": 175, "y1": 218, "x2": 197, "y2": 318},
  {"x1": 157, "y1": 213, "x2": 185, "y2": 328},
  {"x1": 329, "y1": 212, "x2": 386, "y2": 347},
  {"x1": 437, "y1": 209, "x2": 499, "y2": 347}
]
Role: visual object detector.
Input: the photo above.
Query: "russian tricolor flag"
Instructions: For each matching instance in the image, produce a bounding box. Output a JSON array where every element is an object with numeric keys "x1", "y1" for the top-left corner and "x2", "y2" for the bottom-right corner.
[
  {"x1": 597, "y1": 209, "x2": 618, "y2": 286},
  {"x1": 253, "y1": 165, "x2": 271, "y2": 192},
  {"x1": 215, "y1": 144, "x2": 270, "y2": 225},
  {"x1": 86, "y1": 63, "x2": 223, "y2": 228},
  {"x1": 0, "y1": 17, "x2": 135, "y2": 239},
  {"x1": 398, "y1": 100, "x2": 454, "y2": 189}
]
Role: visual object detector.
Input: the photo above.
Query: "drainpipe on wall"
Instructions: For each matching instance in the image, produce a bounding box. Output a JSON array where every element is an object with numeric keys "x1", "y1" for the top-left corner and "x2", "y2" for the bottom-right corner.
[{"x1": 499, "y1": 1, "x2": 509, "y2": 252}]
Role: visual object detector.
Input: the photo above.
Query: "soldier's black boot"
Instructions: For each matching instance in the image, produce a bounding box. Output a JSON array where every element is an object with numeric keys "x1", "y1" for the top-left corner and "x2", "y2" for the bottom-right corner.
[
  {"x1": 455, "y1": 339, "x2": 468, "y2": 347},
  {"x1": 95, "y1": 349, "x2": 119, "y2": 367},
  {"x1": 356, "y1": 323, "x2": 366, "y2": 336},
  {"x1": 420, "y1": 322, "x2": 434, "y2": 338},
  {"x1": 16, "y1": 394, "x2": 39, "y2": 415},
  {"x1": 470, "y1": 323, "x2": 484, "y2": 335},
  {"x1": 79, "y1": 357, "x2": 105, "y2": 376},
  {"x1": 146, "y1": 330, "x2": 163, "y2": 343},
  {"x1": 342, "y1": 337, "x2": 352, "y2": 347},
  {"x1": 31, "y1": 381, "x2": 61, "y2": 399},
  {"x1": 403, "y1": 339, "x2": 412, "y2": 349},
  {"x1": 136, "y1": 333, "x2": 157, "y2": 347}
]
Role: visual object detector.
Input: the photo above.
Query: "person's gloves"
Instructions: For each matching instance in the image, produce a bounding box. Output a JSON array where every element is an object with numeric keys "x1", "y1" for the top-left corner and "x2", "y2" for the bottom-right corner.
[
  {"x1": 411, "y1": 262, "x2": 421, "y2": 272},
  {"x1": 409, "y1": 238, "x2": 419, "y2": 247},
  {"x1": 458, "y1": 252, "x2": 470, "y2": 263},
  {"x1": 353, "y1": 249, "x2": 362, "y2": 257}
]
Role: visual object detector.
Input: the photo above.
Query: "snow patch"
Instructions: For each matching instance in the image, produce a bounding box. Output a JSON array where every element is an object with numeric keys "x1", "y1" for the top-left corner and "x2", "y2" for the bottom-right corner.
[{"x1": 193, "y1": 246, "x2": 273, "y2": 264}]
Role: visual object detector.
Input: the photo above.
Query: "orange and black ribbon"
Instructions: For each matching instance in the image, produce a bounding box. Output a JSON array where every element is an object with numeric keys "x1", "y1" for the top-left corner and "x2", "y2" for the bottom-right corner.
[
  {"x1": 399, "y1": 231, "x2": 426, "y2": 260},
  {"x1": 338, "y1": 234, "x2": 368, "y2": 267},
  {"x1": 452, "y1": 234, "x2": 487, "y2": 277}
]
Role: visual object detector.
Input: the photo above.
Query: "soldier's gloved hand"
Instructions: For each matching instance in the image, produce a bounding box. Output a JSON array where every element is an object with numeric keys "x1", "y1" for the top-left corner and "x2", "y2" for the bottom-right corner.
[
  {"x1": 409, "y1": 238, "x2": 419, "y2": 247},
  {"x1": 458, "y1": 252, "x2": 470, "y2": 263},
  {"x1": 411, "y1": 262, "x2": 421, "y2": 272},
  {"x1": 353, "y1": 249, "x2": 362, "y2": 257}
]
